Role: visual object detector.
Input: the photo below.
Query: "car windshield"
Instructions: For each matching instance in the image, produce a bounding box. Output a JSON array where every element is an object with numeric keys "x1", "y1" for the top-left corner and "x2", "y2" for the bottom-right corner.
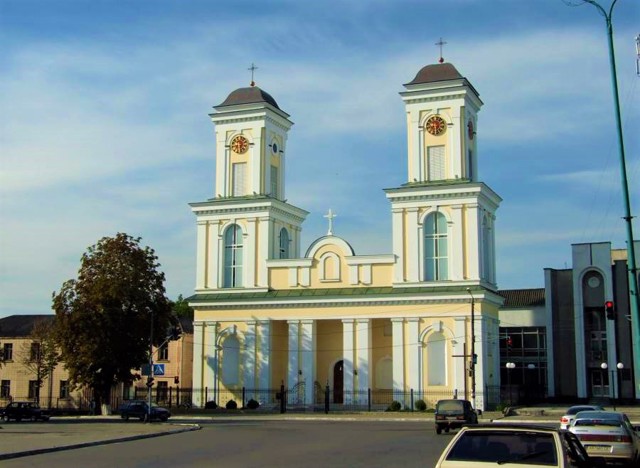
[
  {"x1": 573, "y1": 419, "x2": 621, "y2": 427},
  {"x1": 446, "y1": 431, "x2": 558, "y2": 466},
  {"x1": 437, "y1": 401, "x2": 464, "y2": 412},
  {"x1": 567, "y1": 406, "x2": 597, "y2": 415}
]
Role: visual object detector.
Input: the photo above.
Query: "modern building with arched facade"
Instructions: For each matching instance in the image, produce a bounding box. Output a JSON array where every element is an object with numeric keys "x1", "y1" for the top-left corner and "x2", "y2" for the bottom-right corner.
[{"x1": 188, "y1": 61, "x2": 503, "y2": 410}]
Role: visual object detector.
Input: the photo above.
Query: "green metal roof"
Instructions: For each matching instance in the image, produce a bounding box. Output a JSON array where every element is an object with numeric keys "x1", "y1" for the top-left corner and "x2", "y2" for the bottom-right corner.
[{"x1": 187, "y1": 284, "x2": 487, "y2": 304}]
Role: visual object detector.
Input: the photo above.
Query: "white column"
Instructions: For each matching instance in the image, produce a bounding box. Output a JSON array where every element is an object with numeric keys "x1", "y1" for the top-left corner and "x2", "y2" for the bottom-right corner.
[
  {"x1": 245, "y1": 219, "x2": 257, "y2": 288},
  {"x1": 192, "y1": 322, "x2": 204, "y2": 407},
  {"x1": 208, "y1": 221, "x2": 219, "y2": 288},
  {"x1": 287, "y1": 321, "x2": 300, "y2": 390},
  {"x1": 204, "y1": 321, "x2": 218, "y2": 404},
  {"x1": 391, "y1": 209, "x2": 404, "y2": 283},
  {"x1": 466, "y1": 203, "x2": 481, "y2": 280},
  {"x1": 407, "y1": 318, "x2": 420, "y2": 393},
  {"x1": 244, "y1": 321, "x2": 256, "y2": 390},
  {"x1": 196, "y1": 222, "x2": 207, "y2": 289},
  {"x1": 407, "y1": 208, "x2": 419, "y2": 282},
  {"x1": 475, "y1": 316, "x2": 486, "y2": 411},
  {"x1": 300, "y1": 320, "x2": 316, "y2": 405},
  {"x1": 342, "y1": 319, "x2": 355, "y2": 403},
  {"x1": 450, "y1": 205, "x2": 464, "y2": 281},
  {"x1": 392, "y1": 318, "x2": 405, "y2": 406},
  {"x1": 258, "y1": 320, "x2": 271, "y2": 392},
  {"x1": 356, "y1": 319, "x2": 371, "y2": 395},
  {"x1": 454, "y1": 318, "x2": 467, "y2": 399}
]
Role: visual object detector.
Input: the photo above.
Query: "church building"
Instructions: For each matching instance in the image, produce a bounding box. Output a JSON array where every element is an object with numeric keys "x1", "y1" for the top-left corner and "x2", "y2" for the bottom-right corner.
[{"x1": 188, "y1": 61, "x2": 503, "y2": 411}]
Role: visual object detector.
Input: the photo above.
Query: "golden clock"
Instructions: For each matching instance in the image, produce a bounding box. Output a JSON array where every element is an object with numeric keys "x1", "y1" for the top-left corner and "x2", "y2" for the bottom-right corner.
[
  {"x1": 426, "y1": 116, "x2": 446, "y2": 136},
  {"x1": 231, "y1": 135, "x2": 249, "y2": 154}
]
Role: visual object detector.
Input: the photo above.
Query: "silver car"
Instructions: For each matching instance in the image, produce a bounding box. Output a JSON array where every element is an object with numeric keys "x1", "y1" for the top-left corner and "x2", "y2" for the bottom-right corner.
[
  {"x1": 569, "y1": 410, "x2": 640, "y2": 465},
  {"x1": 560, "y1": 405, "x2": 605, "y2": 430}
]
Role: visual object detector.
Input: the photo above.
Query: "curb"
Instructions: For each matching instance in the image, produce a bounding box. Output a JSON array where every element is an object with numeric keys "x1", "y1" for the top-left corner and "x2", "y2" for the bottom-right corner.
[{"x1": 0, "y1": 423, "x2": 201, "y2": 461}]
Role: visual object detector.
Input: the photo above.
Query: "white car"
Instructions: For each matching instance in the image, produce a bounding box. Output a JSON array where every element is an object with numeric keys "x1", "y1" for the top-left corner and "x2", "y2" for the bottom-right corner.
[
  {"x1": 435, "y1": 423, "x2": 607, "y2": 467},
  {"x1": 560, "y1": 405, "x2": 605, "y2": 430},
  {"x1": 569, "y1": 410, "x2": 640, "y2": 465}
]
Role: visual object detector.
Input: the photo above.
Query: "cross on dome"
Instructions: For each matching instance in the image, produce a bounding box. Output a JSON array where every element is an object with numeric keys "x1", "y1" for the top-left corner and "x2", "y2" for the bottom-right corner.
[
  {"x1": 435, "y1": 38, "x2": 447, "y2": 64},
  {"x1": 248, "y1": 63, "x2": 258, "y2": 87},
  {"x1": 323, "y1": 209, "x2": 337, "y2": 236}
]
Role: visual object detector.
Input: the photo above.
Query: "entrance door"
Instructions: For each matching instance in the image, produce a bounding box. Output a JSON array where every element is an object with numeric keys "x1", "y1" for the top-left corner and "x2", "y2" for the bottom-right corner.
[
  {"x1": 333, "y1": 360, "x2": 343, "y2": 404},
  {"x1": 590, "y1": 368, "x2": 609, "y2": 397}
]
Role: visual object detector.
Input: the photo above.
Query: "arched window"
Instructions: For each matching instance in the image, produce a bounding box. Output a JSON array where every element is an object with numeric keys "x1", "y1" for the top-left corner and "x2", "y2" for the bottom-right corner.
[
  {"x1": 424, "y1": 212, "x2": 448, "y2": 281},
  {"x1": 221, "y1": 335, "x2": 240, "y2": 386},
  {"x1": 279, "y1": 228, "x2": 290, "y2": 259},
  {"x1": 427, "y1": 331, "x2": 446, "y2": 386},
  {"x1": 224, "y1": 224, "x2": 243, "y2": 288}
]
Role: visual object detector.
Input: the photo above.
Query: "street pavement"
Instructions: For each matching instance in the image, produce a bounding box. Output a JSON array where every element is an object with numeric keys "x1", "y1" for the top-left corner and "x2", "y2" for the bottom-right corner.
[{"x1": 1, "y1": 406, "x2": 639, "y2": 461}]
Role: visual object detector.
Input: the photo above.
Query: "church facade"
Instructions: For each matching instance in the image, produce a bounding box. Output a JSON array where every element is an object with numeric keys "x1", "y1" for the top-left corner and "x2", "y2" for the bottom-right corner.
[{"x1": 188, "y1": 61, "x2": 503, "y2": 410}]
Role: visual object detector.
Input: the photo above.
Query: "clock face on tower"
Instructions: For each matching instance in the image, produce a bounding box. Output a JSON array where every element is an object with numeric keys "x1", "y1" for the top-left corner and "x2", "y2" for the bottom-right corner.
[
  {"x1": 231, "y1": 135, "x2": 249, "y2": 154},
  {"x1": 426, "y1": 116, "x2": 446, "y2": 136}
]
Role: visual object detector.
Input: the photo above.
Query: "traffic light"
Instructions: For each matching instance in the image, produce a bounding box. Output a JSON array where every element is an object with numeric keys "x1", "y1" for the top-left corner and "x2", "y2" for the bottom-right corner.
[
  {"x1": 174, "y1": 376, "x2": 179, "y2": 385},
  {"x1": 168, "y1": 325, "x2": 182, "y2": 341},
  {"x1": 146, "y1": 376, "x2": 155, "y2": 388},
  {"x1": 605, "y1": 301, "x2": 615, "y2": 320}
]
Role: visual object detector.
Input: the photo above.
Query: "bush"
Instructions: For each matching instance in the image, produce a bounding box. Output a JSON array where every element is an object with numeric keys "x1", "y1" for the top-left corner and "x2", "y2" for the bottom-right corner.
[
  {"x1": 246, "y1": 399, "x2": 260, "y2": 410},
  {"x1": 387, "y1": 400, "x2": 402, "y2": 412},
  {"x1": 415, "y1": 399, "x2": 427, "y2": 411},
  {"x1": 204, "y1": 400, "x2": 217, "y2": 410},
  {"x1": 226, "y1": 400, "x2": 238, "y2": 409}
]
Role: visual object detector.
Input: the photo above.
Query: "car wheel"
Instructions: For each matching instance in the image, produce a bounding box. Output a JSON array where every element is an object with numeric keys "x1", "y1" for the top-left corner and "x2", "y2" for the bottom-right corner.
[
  {"x1": 436, "y1": 426, "x2": 442, "y2": 435},
  {"x1": 445, "y1": 427, "x2": 450, "y2": 433},
  {"x1": 16, "y1": 417, "x2": 22, "y2": 422},
  {"x1": 160, "y1": 415, "x2": 168, "y2": 422},
  {"x1": 124, "y1": 415, "x2": 129, "y2": 421}
]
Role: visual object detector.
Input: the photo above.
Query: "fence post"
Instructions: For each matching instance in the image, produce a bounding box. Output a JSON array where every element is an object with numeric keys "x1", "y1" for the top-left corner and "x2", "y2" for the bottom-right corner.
[
  {"x1": 410, "y1": 389, "x2": 414, "y2": 412},
  {"x1": 242, "y1": 387, "x2": 246, "y2": 408},
  {"x1": 205, "y1": 387, "x2": 208, "y2": 406},
  {"x1": 280, "y1": 383, "x2": 286, "y2": 414},
  {"x1": 325, "y1": 384, "x2": 330, "y2": 414},
  {"x1": 368, "y1": 388, "x2": 371, "y2": 412}
]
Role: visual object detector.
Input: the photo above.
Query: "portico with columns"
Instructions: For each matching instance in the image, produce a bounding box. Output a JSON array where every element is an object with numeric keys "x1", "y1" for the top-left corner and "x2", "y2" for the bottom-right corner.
[{"x1": 188, "y1": 60, "x2": 503, "y2": 411}]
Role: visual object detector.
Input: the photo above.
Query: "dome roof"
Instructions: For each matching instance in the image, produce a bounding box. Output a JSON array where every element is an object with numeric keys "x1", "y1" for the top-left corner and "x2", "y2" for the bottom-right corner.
[
  {"x1": 217, "y1": 86, "x2": 280, "y2": 109},
  {"x1": 405, "y1": 62, "x2": 463, "y2": 86}
]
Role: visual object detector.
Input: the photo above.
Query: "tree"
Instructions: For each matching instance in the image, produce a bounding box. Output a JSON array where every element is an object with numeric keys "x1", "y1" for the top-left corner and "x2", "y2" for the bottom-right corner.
[
  {"x1": 20, "y1": 319, "x2": 60, "y2": 404},
  {"x1": 171, "y1": 294, "x2": 194, "y2": 320},
  {"x1": 52, "y1": 233, "x2": 172, "y2": 413}
]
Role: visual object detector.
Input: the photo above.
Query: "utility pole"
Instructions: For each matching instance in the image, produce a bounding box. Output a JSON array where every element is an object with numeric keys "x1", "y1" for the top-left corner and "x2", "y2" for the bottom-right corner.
[
  {"x1": 147, "y1": 310, "x2": 154, "y2": 422},
  {"x1": 467, "y1": 288, "x2": 476, "y2": 409},
  {"x1": 575, "y1": 0, "x2": 640, "y2": 400}
]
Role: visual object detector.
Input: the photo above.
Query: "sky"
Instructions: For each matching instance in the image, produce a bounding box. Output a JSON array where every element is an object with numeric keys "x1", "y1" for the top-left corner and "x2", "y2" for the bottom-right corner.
[{"x1": 1, "y1": 0, "x2": 639, "y2": 319}]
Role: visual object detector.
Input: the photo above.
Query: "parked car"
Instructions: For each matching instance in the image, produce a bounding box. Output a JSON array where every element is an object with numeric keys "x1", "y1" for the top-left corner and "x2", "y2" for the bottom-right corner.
[
  {"x1": 435, "y1": 423, "x2": 608, "y2": 467},
  {"x1": 560, "y1": 405, "x2": 605, "y2": 430},
  {"x1": 119, "y1": 400, "x2": 170, "y2": 422},
  {"x1": 434, "y1": 398, "x2": 478, "y2": 434},
  {"x1": 1, "y1": 401, "x2": 51, "y2": 422},
  {"x1": 569, "y1": 410, "x2": 640, "y2": 466}
]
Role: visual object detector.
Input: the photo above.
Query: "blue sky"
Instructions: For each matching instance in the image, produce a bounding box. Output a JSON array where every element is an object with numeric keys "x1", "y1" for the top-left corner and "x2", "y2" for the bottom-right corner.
[{"x1": 1, "y1": 0, "x2": 639, "y2": 318}]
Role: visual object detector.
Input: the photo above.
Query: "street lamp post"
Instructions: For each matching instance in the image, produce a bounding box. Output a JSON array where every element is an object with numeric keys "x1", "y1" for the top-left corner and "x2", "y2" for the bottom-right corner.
[
  {"x1": 466, "y1": 288, "x2": 476, "y2": 409},
  {"x1": 579, "y1": 0, "x2": 640, "y2": 400},
  {"x1": 506, "y1": 362, "x2": 516, "y2": 406},
  {"x1": 601, "y1": 362, "x2": 625, "y2": 410}
]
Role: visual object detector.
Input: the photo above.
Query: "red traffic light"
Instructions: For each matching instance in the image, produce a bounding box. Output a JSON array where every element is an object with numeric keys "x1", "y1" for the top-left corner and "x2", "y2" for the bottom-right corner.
[
  {"x1": 605, "y1": 301, "x2": 614, "y2": 308},
  {"x1": 605, "y1": 301, "x2": 615, "y2": 320}
]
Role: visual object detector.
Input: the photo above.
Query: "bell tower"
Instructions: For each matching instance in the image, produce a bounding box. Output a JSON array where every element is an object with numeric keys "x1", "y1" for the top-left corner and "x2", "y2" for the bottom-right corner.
[
  {"x1": 385, "y1": 62, "x2": 501, "y2": 289},
  {"x1": 190, "y1": 83, "x2": 308, "y2": 292}
]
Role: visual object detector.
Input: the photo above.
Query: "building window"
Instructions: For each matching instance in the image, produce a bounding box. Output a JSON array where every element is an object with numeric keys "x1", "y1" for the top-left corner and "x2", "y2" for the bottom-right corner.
[
  {"x1": 232, "y1": 162, "x2": 247, "y2": 197},
  {"x1": 424, "y1": 212, "x2": 448, "y2": 281},
  {"x1": 223, "y1": 224, "x2": 244, "y2": 288},
  {"x1": 427, "y1": 331, "x2": 446, "y2": 386},
  {"x1": 60, "y1": 381, "x2": 69, "y2": 399},
  {"x1": 30, "y1": 342, "x2": 41, "y2": 361},
  {"x1": 28, "y1": 380, "x2": 38, "y2": 399},
  {"x1": 158, "y1": 343, "x2": 169, "y2": 361},
  {"x1": 3, "y1": 343, "x2": 13, "y2": 361},
  {"x1": 270, "y1": 165, "x2": 278, "y2": 198},
  {"x1": 0, "y1": 380, "x2": 10, "y2": 398},
  {"x1": 481, "y1": 215, "x2": 492, "y2": 282},
  {"x1": 221, "y1": 335, "x2": 240, "y2": 386},
  {"x1": 279, "y1": 228, "x2": 290, "y2": 259},
  {"x1": 426, "y1": 145, "x2": 445, "y2": 181}
]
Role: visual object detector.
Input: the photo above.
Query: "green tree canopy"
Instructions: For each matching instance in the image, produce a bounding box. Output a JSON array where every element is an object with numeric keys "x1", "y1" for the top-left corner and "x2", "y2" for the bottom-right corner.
[
  {"x1": 171, "y1": 294, "x2": 194, "y2": 320},
  {"x1": 52, "y1": 233, "x2": 172, "y2": 408}
]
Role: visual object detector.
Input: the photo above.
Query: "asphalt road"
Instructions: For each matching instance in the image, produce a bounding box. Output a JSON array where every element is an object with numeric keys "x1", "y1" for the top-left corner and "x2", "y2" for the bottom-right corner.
[{"x1": 1, "y1": 420, "x2": 452, "y2": 468}]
